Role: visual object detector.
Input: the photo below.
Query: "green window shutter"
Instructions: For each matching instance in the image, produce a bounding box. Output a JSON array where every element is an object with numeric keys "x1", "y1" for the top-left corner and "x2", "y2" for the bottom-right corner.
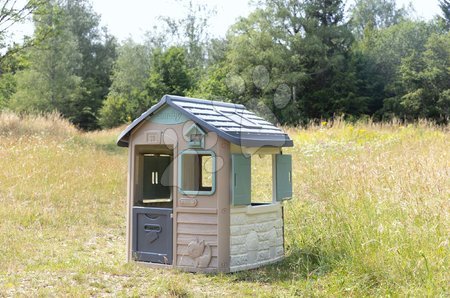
[
  {"x1": 231, "y1": 154, "x2": 251, "y2": 206},
  {"x1": 276, "y1": 154, "x2": 293, "y2": 201}
]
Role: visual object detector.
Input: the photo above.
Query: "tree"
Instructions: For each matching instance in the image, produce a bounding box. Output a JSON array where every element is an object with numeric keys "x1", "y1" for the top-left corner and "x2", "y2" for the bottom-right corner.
[
  {"x1": 187, "y1": 38, "x2": 235, "y2": 101},
  {"x1": 9, "y1": 1, "x2": 84, "y2": 115},
  {"x1": 223, "y1": 1, "x2": 309, "y2": 123},
  {"x1": 7, "y1": 0, "x2": 116, "y2": 129},
  {"x1": 213, "y1": 0, "x2": 361, "y2": 124},
  {"x1": 155, "y1": 0, "x2": 215, "y2": 96},
  {"x1": 0, "y1": 0, "x2": 48, "y2": 62},
  {"x1": 300, "y1": 0, "x2": 358, "y2": 119},
  {"x1": 349, "y1": 0, "x2": 408, "y2": 38},
  {"x1": 63, "y1": 0, "x2": 117, "y2": 130},
  {"x1": 0, "y1": 70, "x2": 16, "y2": 108},
  {"x1": 187, "y1": 62, "x2": 236, "y2": 101},
  {"x1": 439, "y1": 0, "x2": 450, "y2": 30},
  {"x1": 0, "y1": 0, "x2": 49, "y2": 109},
  {"x1": 159, "y1": 0, "x2": 214, "y2": 70},
  {"x1": 99, "y1": 39, "x2": 151, "y2": 128},
  {"x1": 353, "y1": 20, "x2": 434, "y2": 118},
  {"x1": 0, "y1": 45, "x2": 29, "y2": 109},
  {"x1": 147, "y1": 46, "x2": 192, "y2": 100},
  {"x1": 396, "y1": 33, "x2": 450, "y2": 121}
]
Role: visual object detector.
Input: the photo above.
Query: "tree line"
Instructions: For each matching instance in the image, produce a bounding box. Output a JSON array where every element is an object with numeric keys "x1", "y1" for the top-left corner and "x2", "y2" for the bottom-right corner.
[{"x1": 0, "y1": 0, "x2": 449, "y2": 129}]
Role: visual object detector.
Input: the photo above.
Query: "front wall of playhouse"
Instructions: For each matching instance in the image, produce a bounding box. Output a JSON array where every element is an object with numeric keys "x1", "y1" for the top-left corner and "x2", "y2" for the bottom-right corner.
[
  {"x1": 127, "y1": 107, "x2": 231, "y2": 272},
  {"x1": 126, "y1": 106, "x2": 286, "y2": 273}
]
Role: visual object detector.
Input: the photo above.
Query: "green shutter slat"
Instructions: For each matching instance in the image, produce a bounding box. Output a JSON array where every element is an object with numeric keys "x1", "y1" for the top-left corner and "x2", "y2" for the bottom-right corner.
[
  {"x1": 276, "y1": 154, "x2": 293, "y2": 201},
  {"x1": 231, "y1": 154, "x2": 251, "y2": 206}
]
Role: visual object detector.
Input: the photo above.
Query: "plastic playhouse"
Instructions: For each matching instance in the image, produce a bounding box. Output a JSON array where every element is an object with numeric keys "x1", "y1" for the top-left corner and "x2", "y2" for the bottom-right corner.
[{"x1": 117, "y1": 95, "x2": 293, "y2": 272}]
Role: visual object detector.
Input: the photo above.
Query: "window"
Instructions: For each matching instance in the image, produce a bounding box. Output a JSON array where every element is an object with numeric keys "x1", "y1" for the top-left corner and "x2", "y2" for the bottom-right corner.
[
  {"x1": 142, "y1": 154, "x2": 171, "y2": 201},
  {"x1": 189, "y1": 134, "x2": 203, "y2": 147},
  {"x1": 251, "y1": 155, "x2": 273, "y2": 203},
  {"x1": 179, "y1": 150, "x2": 216, "y2": 195},
  {"x1": 231, "y1": 153, "x2": 293, "y2": 205},
  {"x1": 184, "y1": 123, "x2": 205, "y2": 148}
]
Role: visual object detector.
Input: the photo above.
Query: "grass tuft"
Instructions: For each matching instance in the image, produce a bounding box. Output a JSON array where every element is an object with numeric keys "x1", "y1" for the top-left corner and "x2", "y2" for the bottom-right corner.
[{"x1": 0, "y1": 111, "x2": 77, "y2": 138}]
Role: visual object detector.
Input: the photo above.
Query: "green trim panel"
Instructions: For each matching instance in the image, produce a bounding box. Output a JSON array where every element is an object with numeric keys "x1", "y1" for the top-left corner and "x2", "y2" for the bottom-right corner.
[
  {"x1": 149, "y1": 106, "x2": 189, "y2": 124},
  {"x1": 231, "y1": 154, "x2": 251, "y2": 206},
  {"x1": 276, "y1": 154, "x2": 293, "y2": 201}
]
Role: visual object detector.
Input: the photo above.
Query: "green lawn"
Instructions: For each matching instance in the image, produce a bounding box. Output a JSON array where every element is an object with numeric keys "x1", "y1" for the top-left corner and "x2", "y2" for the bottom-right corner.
[{"x1": 0, "y1": 113, "x2": 448, "y2": 296}]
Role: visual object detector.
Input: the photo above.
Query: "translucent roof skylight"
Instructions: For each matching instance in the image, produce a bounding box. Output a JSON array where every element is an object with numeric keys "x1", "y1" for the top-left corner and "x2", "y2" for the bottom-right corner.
[{"x1": 219, "y1": 111, "x2": 262, "y2": 128}]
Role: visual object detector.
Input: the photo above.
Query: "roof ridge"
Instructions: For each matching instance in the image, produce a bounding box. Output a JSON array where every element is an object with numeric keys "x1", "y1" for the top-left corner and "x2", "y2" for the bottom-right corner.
[{"x1": 166, "y1": 94, "x2": 245, "y2": 109}]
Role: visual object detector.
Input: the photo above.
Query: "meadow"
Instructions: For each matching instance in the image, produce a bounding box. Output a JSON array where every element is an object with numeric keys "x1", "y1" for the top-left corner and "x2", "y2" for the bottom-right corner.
[{"x1": 0, "y1": 112, "x2": 448, "y2": 297}]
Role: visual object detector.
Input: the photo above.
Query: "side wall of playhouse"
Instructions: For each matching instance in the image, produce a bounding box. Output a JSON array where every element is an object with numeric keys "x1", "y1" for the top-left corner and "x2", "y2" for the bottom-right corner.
[{"x1": 229, "y1": 204, "x2": 284, "y2": 272}]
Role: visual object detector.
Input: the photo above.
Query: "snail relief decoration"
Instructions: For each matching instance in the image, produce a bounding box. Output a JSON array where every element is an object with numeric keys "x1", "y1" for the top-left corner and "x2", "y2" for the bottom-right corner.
[{"x1": 187, "y1": 239, "x2": 212, "y2": 268}]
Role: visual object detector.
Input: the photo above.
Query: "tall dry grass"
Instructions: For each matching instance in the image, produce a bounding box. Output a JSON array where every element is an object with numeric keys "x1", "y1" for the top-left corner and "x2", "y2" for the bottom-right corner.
[
  {"x1": 0, "y1": 111, "x2": 78, "y2": 138},
  {"x1": 280, "y1": 122, "x2": 449, "y2": 296},
  {"x1": 0, "y1": 113, "x2": 448, "y2": 296}
]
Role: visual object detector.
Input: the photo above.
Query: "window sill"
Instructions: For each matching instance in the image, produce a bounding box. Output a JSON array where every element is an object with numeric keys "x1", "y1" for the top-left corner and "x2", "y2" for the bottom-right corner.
[
  {"x1": 230, "y1": 202, "x2": 281, "y2": 214},
  {"x1": 179, "y1": 189, "x2": 216, "y2": 196}
]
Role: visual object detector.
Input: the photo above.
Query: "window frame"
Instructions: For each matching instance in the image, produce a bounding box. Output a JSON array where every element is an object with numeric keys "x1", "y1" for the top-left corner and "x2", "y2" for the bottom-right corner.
[
  {"x1": 141, "y1": 154, "x2": 172, "y2": 202},
  {"x1": 231, "y1": 152, "x2": 293, "y2": 205},
  {"x1": 184, "y1": 123, "x2": 206, "y2": 149},
  {"x1": 178, "y1": 149, "x2": 216, "y2": 196}
]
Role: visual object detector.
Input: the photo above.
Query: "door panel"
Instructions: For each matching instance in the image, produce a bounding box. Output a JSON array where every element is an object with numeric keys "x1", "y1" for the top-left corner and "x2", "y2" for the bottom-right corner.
[{"x1": 132, "y1": 207, "x2": 173, "y2": 264}]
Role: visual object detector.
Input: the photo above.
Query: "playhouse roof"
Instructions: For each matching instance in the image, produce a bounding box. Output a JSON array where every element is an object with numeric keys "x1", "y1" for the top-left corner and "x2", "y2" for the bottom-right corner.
[{"x1": 117, "y1": 95, "x2": 293, "y2": 148}]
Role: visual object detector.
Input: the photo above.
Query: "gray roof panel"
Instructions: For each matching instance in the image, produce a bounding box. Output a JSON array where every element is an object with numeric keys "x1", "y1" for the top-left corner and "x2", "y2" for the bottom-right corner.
[{"x1": 117, "y1": 95, "x2": 293, "y2": 147}]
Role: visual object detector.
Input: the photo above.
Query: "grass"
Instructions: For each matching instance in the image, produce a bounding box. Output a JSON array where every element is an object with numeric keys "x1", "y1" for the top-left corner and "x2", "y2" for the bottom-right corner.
[{"x1": 0, "y1": 111, "x2": 448, "y2": 296}]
